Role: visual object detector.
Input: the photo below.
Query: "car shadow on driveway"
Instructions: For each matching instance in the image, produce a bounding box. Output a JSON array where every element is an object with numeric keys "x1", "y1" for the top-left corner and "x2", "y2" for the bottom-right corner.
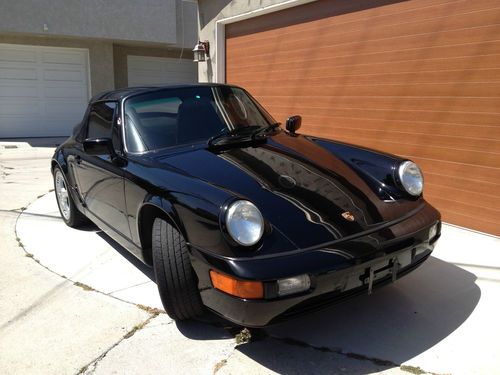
[
  {"x1": 177, "y1": 257, "x2": 480, "y2": 373},
  {"x1": 96, "y1": 231, "x2": 155, "y2": 282},
  {"x1": 245, "y1": 257, "x2": 479, "y2": 373}
]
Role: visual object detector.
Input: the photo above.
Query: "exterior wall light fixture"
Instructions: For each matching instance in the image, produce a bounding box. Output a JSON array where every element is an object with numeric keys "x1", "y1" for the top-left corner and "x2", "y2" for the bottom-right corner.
[{"x1": 193, "y1": 41, "x2": 210, "y2": 62}]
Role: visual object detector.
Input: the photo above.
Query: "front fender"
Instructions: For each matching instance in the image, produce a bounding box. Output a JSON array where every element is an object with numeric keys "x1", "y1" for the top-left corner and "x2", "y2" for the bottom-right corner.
[
  {"x1": 137, "y1": 195, "x2": 184, "y2": 240},
  {"x1": 51, "y1": 147, "x2": 68, "y2": 174},
  {"x1": 309, "y1": 137, "x2": 407, "y2": 200},
  {"x1": 135, "y1": 193, "x2": 227, "y2": 265}
]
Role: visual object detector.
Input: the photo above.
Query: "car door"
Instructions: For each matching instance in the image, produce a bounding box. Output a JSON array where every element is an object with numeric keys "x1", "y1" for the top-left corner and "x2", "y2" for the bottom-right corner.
[{"x1": 72, "y1": 101, "x2": 132, "y2": 239}]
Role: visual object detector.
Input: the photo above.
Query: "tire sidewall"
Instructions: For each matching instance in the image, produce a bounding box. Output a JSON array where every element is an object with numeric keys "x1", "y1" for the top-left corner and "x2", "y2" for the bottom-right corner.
[{"x1": 152, "y1": 218, "x2": 204, "y2": 320}]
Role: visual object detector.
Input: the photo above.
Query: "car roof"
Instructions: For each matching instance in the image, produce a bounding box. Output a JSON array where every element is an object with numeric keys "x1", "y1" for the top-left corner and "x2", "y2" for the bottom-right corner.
[{"x1": 91, "y1": 83, "x2": 235, "y2": 102}]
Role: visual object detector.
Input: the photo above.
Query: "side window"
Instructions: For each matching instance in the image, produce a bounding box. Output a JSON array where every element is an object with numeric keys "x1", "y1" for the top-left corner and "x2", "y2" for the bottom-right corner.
[{"x1": 87, "y1": 102, "x2": 116, "y2": 139}]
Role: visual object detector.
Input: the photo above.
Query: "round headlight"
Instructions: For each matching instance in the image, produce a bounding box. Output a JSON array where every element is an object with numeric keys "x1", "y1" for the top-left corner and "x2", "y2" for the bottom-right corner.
[
  {"x1": 398, "y1": 161, "x2": 424, "y2": 196},
  {"x1": 225, "y1": 200, "x2": 264, "y2": 246}
]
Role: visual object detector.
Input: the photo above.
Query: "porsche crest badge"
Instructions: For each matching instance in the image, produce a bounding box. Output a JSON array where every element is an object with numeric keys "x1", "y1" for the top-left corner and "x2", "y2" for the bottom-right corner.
[{"x1": 341, "y1": 211, "x2": 355, "y2": 222}]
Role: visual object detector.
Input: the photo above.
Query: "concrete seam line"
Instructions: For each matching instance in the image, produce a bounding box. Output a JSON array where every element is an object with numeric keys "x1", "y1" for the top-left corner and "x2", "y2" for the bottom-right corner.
[
  {"x1": 14, "y1": 192, "x2": 166, "y2": 314},
  {"x1": 263, "y1": 334, "x2": 442, "y2": 375},
  {"x1": 212, "y1": 348, "x2": 237, "y2": 375},
  {"x1": 263, "y1": 336, "x2": 438, "y2": 375},
  {"x1": 76, "y1": 313, "x2": 167, "y2": 375}
]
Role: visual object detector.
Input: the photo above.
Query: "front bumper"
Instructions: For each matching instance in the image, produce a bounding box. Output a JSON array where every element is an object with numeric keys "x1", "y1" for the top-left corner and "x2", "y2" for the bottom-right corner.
[{"x1": 190, "y1": 204, "x2": 440, "y2": 327}]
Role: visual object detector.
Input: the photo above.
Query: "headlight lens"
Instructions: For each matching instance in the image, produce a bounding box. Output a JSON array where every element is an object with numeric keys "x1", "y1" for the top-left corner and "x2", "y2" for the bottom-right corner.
[
  {"x1": 226, "y1": 200, "x2": 264, "y2": 246},
  {"x1": 398, "y1": 161, "x2": 424, "y2": 196}
]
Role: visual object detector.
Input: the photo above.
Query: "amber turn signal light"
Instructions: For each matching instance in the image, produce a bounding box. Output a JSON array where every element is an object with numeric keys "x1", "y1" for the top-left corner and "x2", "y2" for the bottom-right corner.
[{"x1": 209, "y1": 270, "x2": 264, "y2": 299}]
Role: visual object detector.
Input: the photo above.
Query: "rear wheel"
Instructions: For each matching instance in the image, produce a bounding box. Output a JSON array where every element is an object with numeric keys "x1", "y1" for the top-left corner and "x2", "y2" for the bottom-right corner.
[
  {"x1": 152, "y1": 218, "x2": 204, "y2": 320},
  {"x1": 53, "y1": 167, "x2": 88, "y2": 228}
]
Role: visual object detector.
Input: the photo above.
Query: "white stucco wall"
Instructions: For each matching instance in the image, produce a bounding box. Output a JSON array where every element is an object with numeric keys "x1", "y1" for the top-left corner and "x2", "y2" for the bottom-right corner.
[{"x1": 0, "y1": 0, "x2": 198, "y2": 46}]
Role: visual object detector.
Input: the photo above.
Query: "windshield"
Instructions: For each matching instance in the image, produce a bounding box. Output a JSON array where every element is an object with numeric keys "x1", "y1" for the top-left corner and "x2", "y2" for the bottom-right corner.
[{"x1": 123, "y1": 86, "x2": 277, "y2": 152}]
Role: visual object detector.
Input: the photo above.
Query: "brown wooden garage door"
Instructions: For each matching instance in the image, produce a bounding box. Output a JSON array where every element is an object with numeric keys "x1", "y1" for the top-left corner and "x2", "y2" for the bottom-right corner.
[{"x1": 226, "y1": 0, "x2": 500, "y2": 236}]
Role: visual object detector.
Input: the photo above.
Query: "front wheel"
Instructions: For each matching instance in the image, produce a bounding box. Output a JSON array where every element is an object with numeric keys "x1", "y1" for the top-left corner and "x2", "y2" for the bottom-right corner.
[
  {"x1": 152, "y1": 218, "x2": 204, "y2": 320},
  {"x1": 53, "y1": 167, "x2": 88, "y2": 227}
]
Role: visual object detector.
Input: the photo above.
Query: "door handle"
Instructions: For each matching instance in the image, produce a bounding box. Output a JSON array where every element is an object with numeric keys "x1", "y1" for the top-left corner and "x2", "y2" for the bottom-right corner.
[{"x1": 75, "y1": 155, "x2": 81, "y2": 165}]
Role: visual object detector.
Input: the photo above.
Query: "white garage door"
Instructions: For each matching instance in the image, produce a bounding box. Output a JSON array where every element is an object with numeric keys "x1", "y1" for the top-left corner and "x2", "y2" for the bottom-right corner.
[
  {"x1": 0, "y1": 44, "x2": 89, "y2": 138},
  {"x1": 127, "y1": 55, "x2": 197, "y2": 86}
]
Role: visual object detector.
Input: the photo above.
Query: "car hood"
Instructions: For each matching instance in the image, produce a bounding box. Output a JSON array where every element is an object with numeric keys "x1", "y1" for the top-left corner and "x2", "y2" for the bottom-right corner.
[{"x1": 152, "y1": 132, "x2": 422, "y2": 251}]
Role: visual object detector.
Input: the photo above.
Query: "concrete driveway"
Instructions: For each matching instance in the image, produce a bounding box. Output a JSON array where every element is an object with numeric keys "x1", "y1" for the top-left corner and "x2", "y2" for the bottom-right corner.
[{"x1": 1, "y1": 142, "x2": 499, "y2": 375}]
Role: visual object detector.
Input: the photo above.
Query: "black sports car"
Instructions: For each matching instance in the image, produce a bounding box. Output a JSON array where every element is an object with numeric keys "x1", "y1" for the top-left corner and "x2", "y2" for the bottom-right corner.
[{"x1": 52, "y1": 84, "x2": 441, "y2": 327}]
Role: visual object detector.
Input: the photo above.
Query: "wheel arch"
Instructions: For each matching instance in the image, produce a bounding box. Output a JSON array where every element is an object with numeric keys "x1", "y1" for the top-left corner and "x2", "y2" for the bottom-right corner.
[
  {"x1": 51, "y1": 150, "x2": 68, "y2": 174},
  {"x1": 137, "y1": 200, "x2": 185, "y2": 266}
]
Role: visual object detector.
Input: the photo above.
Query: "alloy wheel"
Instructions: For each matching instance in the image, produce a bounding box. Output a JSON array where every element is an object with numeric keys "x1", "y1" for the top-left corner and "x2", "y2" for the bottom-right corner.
[{"x1": 55, "y1": 170, "x2": 71, "y2": 221}]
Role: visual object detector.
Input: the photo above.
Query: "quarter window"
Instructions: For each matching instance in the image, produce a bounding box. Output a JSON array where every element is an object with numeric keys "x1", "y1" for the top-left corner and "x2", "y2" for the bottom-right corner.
[{"x1": 87, "y1": 102, "x2": 116, "y2": 139}]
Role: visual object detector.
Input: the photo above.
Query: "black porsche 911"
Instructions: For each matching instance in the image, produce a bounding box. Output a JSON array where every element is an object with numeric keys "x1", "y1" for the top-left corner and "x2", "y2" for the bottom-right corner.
[{"x1": 52, "y1": 83, "x2": 440, "y2": 327}]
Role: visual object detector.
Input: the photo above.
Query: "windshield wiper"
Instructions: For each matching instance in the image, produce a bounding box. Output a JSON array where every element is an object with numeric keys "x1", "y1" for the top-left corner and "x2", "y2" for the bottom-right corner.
[
  {"x1": 207, "y1": 125, "x2": 262, "y2": 148},
  {"x1": 250, "y1": 122, "x2": 281, "y2": 140},
  {"x1": 207, "y1": 128, "x2": 231, "y2": 147}
]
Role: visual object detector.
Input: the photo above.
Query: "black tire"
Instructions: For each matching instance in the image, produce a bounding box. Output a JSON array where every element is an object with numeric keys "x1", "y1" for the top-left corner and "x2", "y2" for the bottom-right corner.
[
  {"x1": 53, "y1": 166, "x2": 88, "y2": 228},
  {"x1": 152, "y1": 218, "x2": 204, "y2": 320}
]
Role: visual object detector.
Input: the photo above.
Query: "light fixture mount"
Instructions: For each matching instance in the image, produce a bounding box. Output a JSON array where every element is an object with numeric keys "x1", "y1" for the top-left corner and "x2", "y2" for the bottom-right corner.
[{"x1": 193, "y1": 40, "x2": 210, "y2": 62}]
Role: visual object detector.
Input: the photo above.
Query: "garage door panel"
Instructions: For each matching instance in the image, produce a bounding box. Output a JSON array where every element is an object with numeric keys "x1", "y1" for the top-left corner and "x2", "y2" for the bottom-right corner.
[
  {"x1": 228, "y1": 54, "x2": 500, "y2": 82},
  {"x1": 270, "y1": 112, "x2": 500, "y2": 138},
  {"x1": 0, "y1": 48, "x2": 37, "y2": 63},
  {"x1": 227, "y1": 0, "x2": 462, "y2": 38},
  {"x1": 246, "y1": 82, "x2": 500, "y2": 98},
  {"x1": 229, "y1": 0, "x2": 499, "y2": 40},
  {"x1": 127, "y1": 56, "x2": 197, "y2": 86},
  {"x1": 0, "y1": 118, "x2": 42, "y2": 138},
  {"x1": 303, "y1": 125, "x2": 500, "y2": 153},
  {"x1": 44, "y1": 86, "x2": 87, "y2": 99},
  {"x1": 228, "y1": 6, "x2": 500, "y2": 52},
  {"x1": 268, "y1": 107, "x2": 500, "y2": 128},
  {"x1": 228, "y1": 37, "x2": 500, "y2": 65},
  {"x1": 128, "y1": 69, "x2": 196, "y2": 85},
  {"x1": 240, "y1": 67, "x2": 500, "y2": 87},
  {"x1": 227, "y1": 24, "x2": 500, "y2": 65},
  {"x1": 128, "y1": 57, "x2": 168, "y2": 72},
  {"x1": 327, "y1": 135, "x2": 500, "y2": 168},
  {"x1": 284, "y1": 118, "x2": 500, "y2": 141},
  {"x1": 42, "y1": 69, "x2": 85, "y2": 82},
  {"x1": 0, "y1": 44, "x2": 89, "y2": 137},
  {"x1": 438, "y1": 208, "x2": 499, "y2": 235},
  {"x1": 426, "y1": 195, "x2": 500, "y2": 224},
  {"x1": 427, "y1": 184, "x2": 500, "y2": 212},
  {"x1": 258, "y1": 96, "x2": 498, "y2": 113},
  {"x1": 0, "y1": 85, "x2": 39, "y2": 98},
  {"x1": 415, "y1": 158, "x2": 500, "y2": 185},
  {"x1": 0, "y1": 67, "x2": 37, "y2": 80},
  {"x1": 226, "y1": 0, "x2": 500, "y2": 49},
  {"x1": 426, "y1": 173, "x2": 500, "y2": 198},
  {"x1": 41, "y1": 51, "x2": 86, "y2": 65},
  {"x1": 127, "y1": 70, "x2": 159, "y2": 83},
  {"x1": 45, "y1": 102, "x2": 87, "y2": 117},
  {"x1": 228, "y1": 44, "x2": 500, "y2": 78},
  {"x1": 42, "y1": 118, "x2": 79, "y2": 134},
  {"x1": 0, "y1": 101, "x2": 41, "y2": 116},
  {"x1": 228, "y1": 25, "x2": 500, "y2": 65}
]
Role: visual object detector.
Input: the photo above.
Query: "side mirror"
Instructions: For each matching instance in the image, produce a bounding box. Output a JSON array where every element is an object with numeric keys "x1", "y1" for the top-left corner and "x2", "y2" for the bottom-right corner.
[
  {"x1": 285, "y1": 115, "x2": 302, "y2": 134},
  {"x1": 83, "y1": 138, "x2": 114, "y2": 156}
]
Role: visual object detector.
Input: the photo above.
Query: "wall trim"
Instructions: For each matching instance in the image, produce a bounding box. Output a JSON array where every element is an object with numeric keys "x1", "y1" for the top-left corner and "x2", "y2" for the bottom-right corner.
[{"x1": 214, "y1": 0, "x2": 317, "y2": 83}]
